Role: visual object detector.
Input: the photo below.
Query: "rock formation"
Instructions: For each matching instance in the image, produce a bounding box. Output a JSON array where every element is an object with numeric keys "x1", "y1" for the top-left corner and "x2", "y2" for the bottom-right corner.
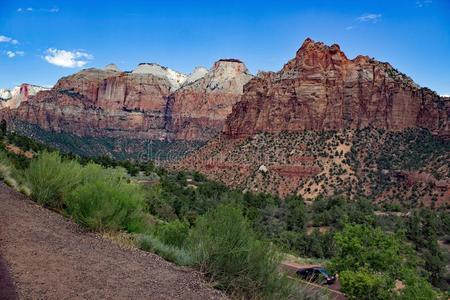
[
  {"x1": 174, "y1": 38, "x2": 449, "y2": 206},
  {"x1": 0, "y1": 60, "x2": 252, "y2": 141},
  {"x1": 132, "y1": 63, "x2": 187, "y2": 91},
  {"x1": 0, "y1": 84, "x2": 49, "y2": 109},
  {"x1": 224, "y1": 38, "x2": 449, "y2": 138},
  {"x1": 166, "y1": 59, "x2": 253, "y2": 140},
  {"x1": 103, "y1": 63, "x2": 121, "y2": 72}
]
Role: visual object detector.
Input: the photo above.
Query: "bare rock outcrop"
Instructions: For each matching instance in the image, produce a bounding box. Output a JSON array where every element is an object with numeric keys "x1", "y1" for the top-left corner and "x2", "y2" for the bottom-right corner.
[
  {"x1": 1, "y1": 60, "x2": 253, "y2": 141},
  {"x1": 224, "y1": 38, "x2": 449, "y2": 138},
  {"x1": 166, "y1": 59, "x2": 253, "y2": 140}
]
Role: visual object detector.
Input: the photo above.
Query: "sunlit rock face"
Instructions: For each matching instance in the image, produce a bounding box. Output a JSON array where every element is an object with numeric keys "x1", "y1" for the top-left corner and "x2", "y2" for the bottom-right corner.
[
  {"x1": 166, "y1": 59, "x2": 254, "y2": 140},
  {"x1": 224, "y1": 38, "x2": 448, "y2": 138},
  {"x1": 0, "y1": 84, "x2": 50, "y2": 109},
  {"x1": 0, "y1": 60, "x2": 254, "y2": 141}
]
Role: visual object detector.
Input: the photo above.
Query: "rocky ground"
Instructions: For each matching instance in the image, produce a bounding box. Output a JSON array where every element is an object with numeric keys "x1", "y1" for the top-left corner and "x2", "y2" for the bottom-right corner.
[
  {"x1": 0, "y1": 183, "x2": 225, "y2": 300},
  {"x1": 177, "y1": 129, "x2": 449, "y2": 207}
]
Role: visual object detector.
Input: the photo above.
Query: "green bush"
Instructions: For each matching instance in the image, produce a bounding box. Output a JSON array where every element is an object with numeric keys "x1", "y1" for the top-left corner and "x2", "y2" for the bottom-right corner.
[
  {"x1": 339, "y1": 270, "x2": 392, "y2": 300},
  {"x1": 397, "y1": 269, "x2": 437, "y2": 299},
  {"x1": 155, "y1": 219, "x2": 189, "y2": 248},
  {"x1": 65, "y1": 164, "x2": 147, "y2": 232},
  {"x1": 137, "y1": 234, "x2": 194, "y2": 266},
  {"x1": 331, "y1": 224, "x2": 402, "y2": 274},
  {"x1": 26, "y1": 151, "x2": 82, "y2": 208},
  {"x1": 188, "y1": 204, "x2": 292, "y2": 299}
]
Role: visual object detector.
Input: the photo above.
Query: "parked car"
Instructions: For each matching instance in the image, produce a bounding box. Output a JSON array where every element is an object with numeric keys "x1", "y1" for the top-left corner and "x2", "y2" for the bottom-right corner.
[{"x1": 296, "y1": 267, "x2": 336, "y2": 285}]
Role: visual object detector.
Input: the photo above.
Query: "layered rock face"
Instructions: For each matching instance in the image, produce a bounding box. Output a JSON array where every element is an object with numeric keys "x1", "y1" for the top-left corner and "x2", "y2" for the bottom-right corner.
[
  {"x1": 166, "y1": 60, "x2": 253, "y2": 140},
  {"x1": 1, "y1": 60, "x2": 252, "y2": 141},
  {"x1": 3, "y1": 68, "x2": 173, "y2": 139},
  {"x1": 224, "y1": 38, "x2": 449, "y2": 138},
  {"x1": 0, "y1": 84, "x2": 49, "y2": 109}
]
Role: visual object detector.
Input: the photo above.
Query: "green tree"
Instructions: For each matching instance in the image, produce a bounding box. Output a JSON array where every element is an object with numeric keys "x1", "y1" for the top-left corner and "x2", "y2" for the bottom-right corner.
[
  {"x1": 339, "y1": 269, "x2": 392, "y2": 300},
  {"x1": 0, "y1": 119, "x2": 7, "y2": 138},
  {"x1": 331, "y1": 224, "x2": 402, "y2": 275},
  {"x1": 284, "y1": 194, "x2": 307, "y2": 231}
]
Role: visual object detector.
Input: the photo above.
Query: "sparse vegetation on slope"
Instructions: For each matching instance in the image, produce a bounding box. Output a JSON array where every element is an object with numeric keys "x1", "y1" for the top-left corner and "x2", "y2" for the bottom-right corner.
[{"x1": 1, "y1": 130, "x2": 448, "y2": 299}]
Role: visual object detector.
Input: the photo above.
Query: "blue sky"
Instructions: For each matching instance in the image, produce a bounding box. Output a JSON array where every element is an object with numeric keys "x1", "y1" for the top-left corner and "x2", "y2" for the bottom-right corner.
[{"x1": 0, "y1": 0, "x2": 449, "y2": 95}]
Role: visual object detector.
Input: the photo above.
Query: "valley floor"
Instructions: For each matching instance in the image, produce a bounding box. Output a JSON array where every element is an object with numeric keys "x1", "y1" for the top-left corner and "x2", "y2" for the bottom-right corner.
[{"x1": 0, "y1": 183, "x2": 224, "y2": 300}]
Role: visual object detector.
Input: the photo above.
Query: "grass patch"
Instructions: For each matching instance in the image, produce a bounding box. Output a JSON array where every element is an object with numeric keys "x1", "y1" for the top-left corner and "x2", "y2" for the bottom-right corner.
[{"x1": 137, "y1": 234, "x2": 194, "y2": 266}]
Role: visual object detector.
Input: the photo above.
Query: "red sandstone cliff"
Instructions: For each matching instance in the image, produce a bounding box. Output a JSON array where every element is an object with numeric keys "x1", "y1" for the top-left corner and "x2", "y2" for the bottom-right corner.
[
  {"x1": 224, "y1": 38, "x2": 449, "y2": 138},
  {"x1": 2, "y1": 68, "x2": 172, "y2": 139},
  {"x1": 166, "y1": 59, "x2": 253, "y2": 140},
  {"x1": 1, "y1": 60, "x2": 252, "y2": 141}
]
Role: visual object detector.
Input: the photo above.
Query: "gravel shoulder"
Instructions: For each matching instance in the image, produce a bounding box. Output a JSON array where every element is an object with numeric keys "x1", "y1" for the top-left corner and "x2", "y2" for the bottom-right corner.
[{"x1": 0, "y1": 183, "x2": 225, "y2": 299}]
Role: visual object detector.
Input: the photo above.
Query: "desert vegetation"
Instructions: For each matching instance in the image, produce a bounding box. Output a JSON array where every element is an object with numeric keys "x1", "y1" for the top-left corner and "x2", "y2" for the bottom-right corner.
[{"x1": 0, "y1": 129, "x2": 448, "y2": 299}]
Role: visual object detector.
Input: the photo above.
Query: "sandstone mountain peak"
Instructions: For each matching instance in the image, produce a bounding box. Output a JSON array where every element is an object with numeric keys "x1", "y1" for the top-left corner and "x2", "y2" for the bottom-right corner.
[
  {"x1": 183, "y1": 66, "x2": 208, "y2": 86},
  {"x1": 224, "y1": 39, "x2": 448, "y2": 138},
  {"x1": 211, "y1": 59, "x2": 251, "y2": 81},
  {"x1": 132, "y1": 63, "x2": 187, "y2": 90},
  {"x1": 165, "y1": 60, "x2": 254, "y2": 140},
  {"x1": 0, "y1": 84, "x2": 49, "y2": 109},
  {"x1": 103, "y1": 63, "x2": 120, "y2": 72},
  {"x1": 0, "y1": 88, "x2": 12, "y2": 100}
]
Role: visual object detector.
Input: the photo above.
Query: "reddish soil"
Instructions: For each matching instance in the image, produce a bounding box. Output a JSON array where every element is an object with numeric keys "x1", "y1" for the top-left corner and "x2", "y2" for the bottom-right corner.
[
  {"x1": 0, "y1": 256, "x2": 18, "y2": 300},
  {"x1": 0, "y1": 183, "x2": 225, "y2": 300}
]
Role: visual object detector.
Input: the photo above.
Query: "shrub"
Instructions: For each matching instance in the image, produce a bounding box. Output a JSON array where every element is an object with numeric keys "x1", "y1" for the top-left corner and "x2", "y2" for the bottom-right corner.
[
  {"x1": 397, "y1": 269, "x2": 437, "y2": 299},
  {"x1": 155, "y1": 219, "x2": 189, "y2": 248},
  {"x1": 26, "y1": 151, "x2": 82, "y2": 208},
  {"x1": 137, "y1": 234, "x2": 194, "y2": 266},
  {"x1": 188, "y1": 204, "x2": 292, "y2": 299},
  {"x1": 330, "y1": 224, "x2": 402, "y2": 274},
  {"x1": 65, "y1": 164, "x2": 147, "y2": 232},
  {"x1": 339, "y1": 270, "x2": 392, "y2": 300}
]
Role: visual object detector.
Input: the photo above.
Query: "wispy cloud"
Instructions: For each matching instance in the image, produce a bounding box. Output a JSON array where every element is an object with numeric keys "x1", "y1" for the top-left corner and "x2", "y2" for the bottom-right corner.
[
  {"x1": 6, "y1": 51, "x2": 24, "y2": 58},
  {"x1": 43, "y1": 48, "x2": 93, "y2": 68},
  {"x1": 17, "y1": 7, "x2": 59, "y2": 13},
  {"x1": 357, "y1": 13, "x2": 382, "y2": 23},
  {"x1": 42, "y1": 8, "x2": 59, "y2": 13},
  {"x1": 416, "y1": 0, "x2": 432, "y2": 7},
  {"x1": 17, "y1": 7, "x2": 33, "y2": 12},
  {"x1": 345, "y1": 26, "x2": 354, "y2": 31},
  {"x1": 0, "y1": 35, "x2": 19, "y2": 45}
]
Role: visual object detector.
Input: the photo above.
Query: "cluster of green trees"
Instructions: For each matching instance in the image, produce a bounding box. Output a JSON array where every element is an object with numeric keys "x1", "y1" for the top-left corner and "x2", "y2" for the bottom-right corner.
[{"x1": 144, "y1": 170, "x2": 449, "y2": 298}]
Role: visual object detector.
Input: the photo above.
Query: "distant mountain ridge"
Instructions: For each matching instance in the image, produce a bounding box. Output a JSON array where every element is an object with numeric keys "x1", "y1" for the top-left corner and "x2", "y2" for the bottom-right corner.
[
  {"x1": 0, "y1": 84, "x2": 50, "y2": 109},
  {"x1": 0, "y1": 60, "x2": 253, "y2": 145}
]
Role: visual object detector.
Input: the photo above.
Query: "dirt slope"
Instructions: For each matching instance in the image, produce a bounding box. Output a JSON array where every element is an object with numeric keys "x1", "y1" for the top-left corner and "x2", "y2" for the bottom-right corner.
[{"x1": 0, "y1": 183, "x2": 225, "y2": 299}]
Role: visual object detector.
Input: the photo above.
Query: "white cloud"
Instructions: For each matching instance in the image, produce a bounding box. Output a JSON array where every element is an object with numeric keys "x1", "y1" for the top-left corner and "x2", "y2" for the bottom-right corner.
[
  {"x1": 6, "y1": 51, "x2": 24, "y2": 58},
  {"x1": 441, "y1": 94, "x2": 449, "y2": 97},
  {"x1": 416, "y1": 0, "x2": 432, "y2": 7},
  {"x1": 0, "y1": 35, "x2": 19, "y2": 44},
  {"x1": 44, "y1": 48, "x2": 93, "y2": 68},
  {"x1": 357, "y1": 14, "x2": 382, "y2": 23},
  {"x1": 345, "y1": 26, "x2": 354, "y2": 30},
  {"x1": 17, "y1": 7, "x2": 59, "y2": 13},
  {"x1": 46, "y1": 8, "x2": 59, "y2": 13}
]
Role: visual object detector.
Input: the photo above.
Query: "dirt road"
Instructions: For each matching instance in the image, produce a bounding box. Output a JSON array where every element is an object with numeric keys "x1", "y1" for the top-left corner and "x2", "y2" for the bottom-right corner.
[{"x1": 0, "y1": 183, "x2": 225, "y2": 299}]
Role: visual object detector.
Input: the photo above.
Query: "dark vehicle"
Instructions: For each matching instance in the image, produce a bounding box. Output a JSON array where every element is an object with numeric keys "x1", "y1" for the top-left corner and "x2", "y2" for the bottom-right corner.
[{"x1": 296, "y1": 267, "x2": 336, "y2": 285}]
